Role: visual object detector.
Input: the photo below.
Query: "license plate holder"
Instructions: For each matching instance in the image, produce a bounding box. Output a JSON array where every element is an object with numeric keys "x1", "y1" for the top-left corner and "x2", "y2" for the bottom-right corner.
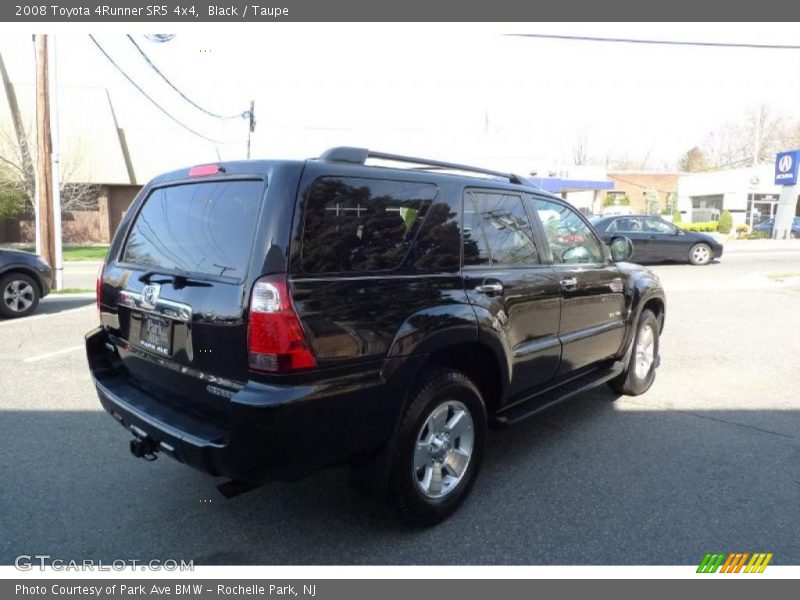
[{"x1": 139, "y1": 313, "x2": 173, "y2": 356}]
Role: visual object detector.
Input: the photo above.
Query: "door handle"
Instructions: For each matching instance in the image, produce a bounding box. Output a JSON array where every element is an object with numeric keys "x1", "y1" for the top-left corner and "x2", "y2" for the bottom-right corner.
[
  {"x1": 559, "y1": 277, "x2": 578, "y2": 290},
  {"x1": 475, "y1": 283, "x2": 504, "y2": 295}
]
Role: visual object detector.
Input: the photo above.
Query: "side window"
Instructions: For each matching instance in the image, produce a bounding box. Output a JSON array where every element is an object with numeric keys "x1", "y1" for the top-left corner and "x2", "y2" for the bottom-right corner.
[
  {"x1": 463, "y1": 191, "x2": 539, "y2": 267},
  {"x1": 613, "y1": 217, "x2": 642, "y2": 233},
  {"x1": 642, "y1": 217, "x2": 676, "y2": 234},
  {"x1": 532, "y1": 198, "x2": 605, "y2": 264},
  {"x1": 301, "y1": 177, "x2": 437, "y2": 274}
]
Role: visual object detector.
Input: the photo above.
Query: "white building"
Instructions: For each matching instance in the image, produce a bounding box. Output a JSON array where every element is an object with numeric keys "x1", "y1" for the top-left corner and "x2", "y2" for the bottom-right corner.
[{"x1": 677, "y1": 164, "x2": 793, "y2": 228}]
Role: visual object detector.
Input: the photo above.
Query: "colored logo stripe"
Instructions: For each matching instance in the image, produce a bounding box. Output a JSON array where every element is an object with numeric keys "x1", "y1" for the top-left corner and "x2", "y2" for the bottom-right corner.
[{"x1": 697, "y1": 552, "x2": 773, "y2": 573}]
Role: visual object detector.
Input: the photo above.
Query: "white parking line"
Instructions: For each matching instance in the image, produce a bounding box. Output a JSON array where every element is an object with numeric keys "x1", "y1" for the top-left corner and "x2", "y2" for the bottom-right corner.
[
  {"x1": 23, "y1": 344, "x2": 85, "y2": 363},
  {"x1": 0, "y1": 304, "x2": 94, "y2": 327}
]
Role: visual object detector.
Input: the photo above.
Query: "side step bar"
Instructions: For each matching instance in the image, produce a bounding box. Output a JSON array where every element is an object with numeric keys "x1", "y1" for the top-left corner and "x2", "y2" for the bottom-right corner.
[{"x1": 494, "y1": 361, "x2": 625, "y2": 426}]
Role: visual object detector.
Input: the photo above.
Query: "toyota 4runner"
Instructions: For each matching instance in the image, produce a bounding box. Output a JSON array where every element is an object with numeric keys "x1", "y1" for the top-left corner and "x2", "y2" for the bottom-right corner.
[{"x1": 86, "y1": 147, "x2": 665, "y2": 525}]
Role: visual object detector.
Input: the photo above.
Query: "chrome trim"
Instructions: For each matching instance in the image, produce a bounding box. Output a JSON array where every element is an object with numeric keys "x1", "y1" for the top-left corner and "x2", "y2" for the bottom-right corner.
[
  {"x1": 560, "y1": 320, "x2": 625, "y2": 345},
  {"x1": 513, "y1": 335, "x2": 560, "y2": 358},
  {"x1": 119, "y1": 289, "x2": 193, "y2": 322}
]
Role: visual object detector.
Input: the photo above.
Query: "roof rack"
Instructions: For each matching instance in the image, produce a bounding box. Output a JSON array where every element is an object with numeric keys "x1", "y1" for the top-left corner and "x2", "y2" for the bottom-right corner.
[{"x1": 318, "y1": 147, "x2": 533, "y2": 186}]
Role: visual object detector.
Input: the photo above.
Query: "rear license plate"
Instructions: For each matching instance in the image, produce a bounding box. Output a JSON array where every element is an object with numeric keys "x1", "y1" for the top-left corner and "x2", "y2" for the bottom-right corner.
[{"x1": 139, "y1": 313, "x2": 173, "y2": 356}]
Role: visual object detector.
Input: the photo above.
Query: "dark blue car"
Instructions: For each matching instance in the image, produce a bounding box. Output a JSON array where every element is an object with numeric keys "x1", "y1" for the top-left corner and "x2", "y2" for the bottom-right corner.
[{"x1": 753, "y1": 217, "x2": 800, "y2": 239}]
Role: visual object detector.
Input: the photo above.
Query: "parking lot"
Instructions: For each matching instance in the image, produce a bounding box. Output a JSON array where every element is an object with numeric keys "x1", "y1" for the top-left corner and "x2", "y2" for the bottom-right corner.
[{"x1": 1, "y1": 241, "x2": 799, "y2": 565}]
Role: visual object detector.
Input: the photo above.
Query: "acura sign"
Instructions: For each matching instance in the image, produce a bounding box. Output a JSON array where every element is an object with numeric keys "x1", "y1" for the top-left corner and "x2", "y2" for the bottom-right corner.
[{"x1": 774, "y1": 150, "x2": 800, "y2": 185}]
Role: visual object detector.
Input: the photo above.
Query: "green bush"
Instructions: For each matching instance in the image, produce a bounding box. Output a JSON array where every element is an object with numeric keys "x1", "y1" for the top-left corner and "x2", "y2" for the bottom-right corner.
[
  {"x1": 717, "y1": 210, "x2": 733, "y2": 234},
  {"x1": 736, "y1": 223, "x2": 750, "y2": 234},
  {"x1": 746, "y1": 231, "x2": 769, "y2": 240},
  {"x1": 672, "y1": 210, "x2": 682, "y2": 223},
  {"x1": 676, "y1": 221, "x2": 718, "y2": 233}
]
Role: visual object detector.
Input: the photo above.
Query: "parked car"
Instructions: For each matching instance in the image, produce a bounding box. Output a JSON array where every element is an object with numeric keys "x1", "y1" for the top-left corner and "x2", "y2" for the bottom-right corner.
[
  {"x1": 591, "y1": 214, "x2": 724, "y2": 265},
  {"x1": 753, "y1": 217, "x2": 800, "y2": 239},
  {"x1": 86, "y1": 148, "x2": 666, "y2": 525},
  {"x1": 0, "y1": 248, "x2": 52, "y2": 318}
]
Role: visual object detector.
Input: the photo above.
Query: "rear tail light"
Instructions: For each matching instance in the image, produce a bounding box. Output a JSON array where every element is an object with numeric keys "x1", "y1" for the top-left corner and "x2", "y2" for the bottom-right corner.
[
  {"x1": 96, "y1": 264, "x2": 104, "y2": 318},
  {"x1": 247, "y1": 275, "x2": 316, "y2": 372}
]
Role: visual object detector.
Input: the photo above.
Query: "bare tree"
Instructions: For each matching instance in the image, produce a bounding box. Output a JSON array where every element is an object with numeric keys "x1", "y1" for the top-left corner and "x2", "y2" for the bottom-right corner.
[
  {"x1": 701, "y1": 104, "x2": 791, "y2": 169},
  {"x1": 0, "y1": 122, "x2": 99, "y2": 215},
  {"x1": 572, "y1": 131, "x2": 589, "y2": 166}
]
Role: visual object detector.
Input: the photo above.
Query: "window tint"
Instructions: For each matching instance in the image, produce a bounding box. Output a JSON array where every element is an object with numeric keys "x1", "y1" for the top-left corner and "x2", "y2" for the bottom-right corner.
[
  {"x1": 122, "y1": 180, "x2": 263, "y2": 280},
  {"x1": 532, "y1": 198, "x2": 605, "y2": 264},
  {"x1": 608, "y1": 217, "x2": 642, "y2": 233},
  {"x1": 463, "y1": 192, "x2": 538, "y2": 267},
  {"x1": 301, "y1": 177, "x2": 437, "y2": 273},
  {"x1": 642, "y1": 217, "x2": 676, "y2": 234}
]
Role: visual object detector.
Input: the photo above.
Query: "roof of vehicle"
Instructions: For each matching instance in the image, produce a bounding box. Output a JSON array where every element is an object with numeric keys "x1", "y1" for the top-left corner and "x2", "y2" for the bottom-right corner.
[{"x1": 146, "y1": 147, "x2": 564, "y2": 201}]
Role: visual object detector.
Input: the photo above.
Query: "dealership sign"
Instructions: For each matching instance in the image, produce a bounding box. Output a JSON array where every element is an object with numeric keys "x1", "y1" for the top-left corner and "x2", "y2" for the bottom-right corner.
[{"x1": 774, "y1": 150, "x2": 800, "y2": 185}]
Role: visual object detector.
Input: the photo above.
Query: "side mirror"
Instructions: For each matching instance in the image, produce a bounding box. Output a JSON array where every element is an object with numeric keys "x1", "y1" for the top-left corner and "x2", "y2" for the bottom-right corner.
[
  {"x1": 674, "y1": 228, "x2": 684, "y2": 235},
  {"x1": 609, "y1": 236, "x2": 634, "y2": 262}
]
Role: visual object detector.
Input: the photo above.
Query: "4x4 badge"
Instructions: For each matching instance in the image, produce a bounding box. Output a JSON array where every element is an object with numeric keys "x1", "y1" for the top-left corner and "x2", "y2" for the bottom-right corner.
[{"x1": 141, "y1": 284, "x2": 161, "y2": 310}]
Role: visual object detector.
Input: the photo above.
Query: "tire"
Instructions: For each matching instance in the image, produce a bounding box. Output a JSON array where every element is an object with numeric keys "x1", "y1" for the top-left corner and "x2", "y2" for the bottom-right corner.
[
  {"x1": 688, "y1": 243, "x2": 712, "y2": 265},
  {"x1": 386, "y1": 368, "x2": 487, "y2": 527},
  {"x1": 608, "y1": 309, "x2": 659, "y2": 396},
  {"x1": 791, "y1": 231, "x2": 799, "y2": 239},
  {"x1": 0, "y1": 273, "x2": 40, "y2": 318}
]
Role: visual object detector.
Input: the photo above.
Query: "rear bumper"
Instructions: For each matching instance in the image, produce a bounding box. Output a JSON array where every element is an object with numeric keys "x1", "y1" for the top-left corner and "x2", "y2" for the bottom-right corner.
[{"x1": 86, "y1": 327, "x2": 422, "y2": 482}]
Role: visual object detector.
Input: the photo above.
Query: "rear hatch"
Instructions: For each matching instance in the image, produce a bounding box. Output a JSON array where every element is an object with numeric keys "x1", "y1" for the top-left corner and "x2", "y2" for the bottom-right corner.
[{"x1": 98, "y1": 176, "x2": 266, "y2": 429}]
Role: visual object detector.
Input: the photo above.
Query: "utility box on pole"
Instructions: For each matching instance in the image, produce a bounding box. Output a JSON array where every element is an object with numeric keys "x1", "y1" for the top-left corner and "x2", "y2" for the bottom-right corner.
[{"x1": 773, "y1": 150, "x2": 800, "y2": 239}]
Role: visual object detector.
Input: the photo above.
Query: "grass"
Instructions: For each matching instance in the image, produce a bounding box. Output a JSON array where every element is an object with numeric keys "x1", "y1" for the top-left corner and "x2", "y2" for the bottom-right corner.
[
  {"x1": 12, "y1": 245, "x2": 109, "y2": 261},
  {"x1": 51, "y1": 288, "x2": 94, "y2": 294}
]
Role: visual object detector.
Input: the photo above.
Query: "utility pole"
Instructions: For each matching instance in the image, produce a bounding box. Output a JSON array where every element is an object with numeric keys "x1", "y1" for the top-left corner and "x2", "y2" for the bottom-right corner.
[
  {"x1": 246, "y1": 100, "x2": 255, "y2": 159},
  {"x1": 35, "y1": 34, "x2": 56, "y2": 275}
]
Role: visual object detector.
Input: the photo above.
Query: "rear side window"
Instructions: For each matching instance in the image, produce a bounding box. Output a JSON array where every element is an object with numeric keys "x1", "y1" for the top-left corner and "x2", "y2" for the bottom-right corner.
[
  {"x1": 301, "y1": 177, "x2": 437, "y2": 273},
  {"x1": 122, "y1": 180, "x2": 263, "y2": 280},
  {"x1": 463, "y1": 191, "x2": 539, "y2": 267}
]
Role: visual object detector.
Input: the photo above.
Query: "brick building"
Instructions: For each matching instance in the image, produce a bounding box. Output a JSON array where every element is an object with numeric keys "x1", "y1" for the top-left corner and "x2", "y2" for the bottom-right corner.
[{"x1": 606, "y1": 171, "x2": 681, "y2": 214}]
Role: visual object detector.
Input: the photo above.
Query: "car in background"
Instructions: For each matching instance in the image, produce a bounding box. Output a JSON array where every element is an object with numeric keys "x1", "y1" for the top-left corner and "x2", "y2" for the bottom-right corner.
[
  {"x1": 752, "y1": 217, "x2": 800, "y2": 239},
  {"x1": 591, "y1": 215, "x2": 723, "y2": 265},
  {"x1": 0, "y1": 248, "x2": 53, "y2": 318}
]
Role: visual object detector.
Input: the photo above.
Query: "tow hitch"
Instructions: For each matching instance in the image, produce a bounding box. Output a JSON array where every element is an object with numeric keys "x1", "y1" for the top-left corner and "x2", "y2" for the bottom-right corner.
[{"x1": 129, "y1": 436, "x2": 159, "y2": 461}]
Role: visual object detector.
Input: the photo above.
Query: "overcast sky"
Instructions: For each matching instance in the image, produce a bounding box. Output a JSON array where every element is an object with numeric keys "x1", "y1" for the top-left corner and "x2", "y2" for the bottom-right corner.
[{"x1": 1, "y1": 23, "x2": 799, "y2": 175}]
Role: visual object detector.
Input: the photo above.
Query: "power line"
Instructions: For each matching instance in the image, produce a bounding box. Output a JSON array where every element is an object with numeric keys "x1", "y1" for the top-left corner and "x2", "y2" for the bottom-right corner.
[
  {"x1": 126, "y1": 34, "x2": 247, "y2": 121},
  {"x1": 506, "y1": 33, "x2": 800, "y2": 50},
  {"x1": 88, "y1": 35, "x2": 240, "y2": 146}
]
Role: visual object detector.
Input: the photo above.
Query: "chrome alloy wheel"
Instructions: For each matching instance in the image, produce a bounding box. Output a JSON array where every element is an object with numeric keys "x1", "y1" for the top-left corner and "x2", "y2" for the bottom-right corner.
[
  {"x1": 691, "y1": 244, "x2": 710, "y2": 264},
  {"x1": 3, "y1": 279, "x2": 35, "y2": 313},
  {"x1": 634, "y1": 323, "x2": 656, "y2": 380},
  {"x1": 413, "y1": 400, "x2": 474, "y2": 499}
]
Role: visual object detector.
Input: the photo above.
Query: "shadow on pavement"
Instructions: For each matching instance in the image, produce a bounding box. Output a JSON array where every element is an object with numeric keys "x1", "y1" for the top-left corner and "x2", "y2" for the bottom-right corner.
[
  {"x1": 1, "y1": 392, "x2": 798, "y2": 566},
  {"x1": 33, "y1": 295, "x2": 94, "y2": 316}
]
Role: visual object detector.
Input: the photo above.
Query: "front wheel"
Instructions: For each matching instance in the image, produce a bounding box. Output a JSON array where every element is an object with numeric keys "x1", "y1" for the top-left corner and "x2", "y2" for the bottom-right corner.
[
  {"x1": 608, "y1": 309, "x2": 659, "y2": 396},
  {"x1": 387, "y1": 368, "x2": 487, "y2": 526},
  {"x1": 689, "y1": 243, "x2": 712, "y2": 265}
]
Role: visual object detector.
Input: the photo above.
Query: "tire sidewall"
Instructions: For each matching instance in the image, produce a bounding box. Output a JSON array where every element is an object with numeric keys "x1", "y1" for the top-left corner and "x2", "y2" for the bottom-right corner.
[
  {"x1": 0, "y1": 273, "x2": 40, "y2": 318},
  {"x1": 626, "y1": 310, "x2": 659, "y2": 394},
  {"x1": 390, "y1": 372, "x2": 487, "y2": 525}
]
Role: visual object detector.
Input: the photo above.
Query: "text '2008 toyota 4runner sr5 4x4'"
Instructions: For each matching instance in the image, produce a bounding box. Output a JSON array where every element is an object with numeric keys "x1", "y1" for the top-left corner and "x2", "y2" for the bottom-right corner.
[{"x1": 86, "y1": 147, "x2": 665, "y2": 525}]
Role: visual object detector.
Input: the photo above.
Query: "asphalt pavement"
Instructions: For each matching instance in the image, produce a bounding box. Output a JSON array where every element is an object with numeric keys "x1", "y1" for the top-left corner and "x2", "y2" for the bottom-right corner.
[{"x1": 1, "y1": 242, "x2": 799, "y2": 565}]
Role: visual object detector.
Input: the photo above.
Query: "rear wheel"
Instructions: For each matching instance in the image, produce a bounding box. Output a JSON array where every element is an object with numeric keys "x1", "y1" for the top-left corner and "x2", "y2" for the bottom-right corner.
[
  {"x1": 608, "y1": 309, "x2": 659, "y2": 396},
  {"x1": 386, "y1": 368, "x2": 487, "y2": 526},
  {"x1": 0, "y1": 273, "x2": 40, "y2": 318},
  {"x1": 689, "y1": 243, "x2": 712, "y2": 265}
]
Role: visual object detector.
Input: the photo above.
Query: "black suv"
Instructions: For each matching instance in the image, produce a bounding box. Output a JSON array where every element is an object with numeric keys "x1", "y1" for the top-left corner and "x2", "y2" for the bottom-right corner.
[{"x1": 86, "y1": 148, "x2": 665, "y2": 525}]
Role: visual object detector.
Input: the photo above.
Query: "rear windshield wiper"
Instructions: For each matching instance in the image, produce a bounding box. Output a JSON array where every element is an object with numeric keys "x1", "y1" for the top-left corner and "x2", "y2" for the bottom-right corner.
[{"x1": 138, "y1": 271, "x2": 212, "y2": 289}]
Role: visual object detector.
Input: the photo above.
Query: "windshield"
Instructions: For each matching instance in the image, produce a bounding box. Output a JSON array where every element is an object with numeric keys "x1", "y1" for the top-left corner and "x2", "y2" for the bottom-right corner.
[{"x1": 122, "y1": 179, "x2": 264, "y2": 280}]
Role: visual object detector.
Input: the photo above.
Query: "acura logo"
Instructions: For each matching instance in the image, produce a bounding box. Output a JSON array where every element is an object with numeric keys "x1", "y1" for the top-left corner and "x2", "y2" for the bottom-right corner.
[
  {"x1": 778, "y1": 155, "x2": 793, "y2": 173},
  {"x1": 141, "y1": 284, "x2": 160, "y2": 309}
]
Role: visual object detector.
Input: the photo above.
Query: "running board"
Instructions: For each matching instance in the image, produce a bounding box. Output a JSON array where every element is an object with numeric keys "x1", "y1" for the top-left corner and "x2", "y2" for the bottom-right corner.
[{"x1": 494, "y1": 362, "x2": 625, "y2": 426}]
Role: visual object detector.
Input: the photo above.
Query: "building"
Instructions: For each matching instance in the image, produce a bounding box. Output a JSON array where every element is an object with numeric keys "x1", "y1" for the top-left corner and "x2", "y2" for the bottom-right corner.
[
  {"x1": 606, "y1": 171, "x2": 681, "y2": 215},
  {"x1": 676, "y1": 164, "x2": 799, "y2": 228}
]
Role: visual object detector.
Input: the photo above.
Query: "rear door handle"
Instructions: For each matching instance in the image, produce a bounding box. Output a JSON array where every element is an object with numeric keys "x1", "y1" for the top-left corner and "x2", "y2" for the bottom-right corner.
[
  {"x1": 559, "y1": 277, "x2": 578, "y2": 290},
  {"x1": 475, "y1": 283, "x2": 504, "y2": 295}
]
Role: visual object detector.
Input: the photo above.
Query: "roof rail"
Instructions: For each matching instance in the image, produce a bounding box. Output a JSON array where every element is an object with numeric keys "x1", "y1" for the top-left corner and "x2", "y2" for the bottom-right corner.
[{"x1": 318, "y1": 146, "x2": 533, "y2": 186}]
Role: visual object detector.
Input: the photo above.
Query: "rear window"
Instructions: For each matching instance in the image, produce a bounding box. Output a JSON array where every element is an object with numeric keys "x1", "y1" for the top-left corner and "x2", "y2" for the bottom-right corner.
[
  {"x1": 300, "y1": 177, "x2": 437, "y2": 273},
  {"x1": 122, "y1": 180, "x2": 263, "y2": 280}
]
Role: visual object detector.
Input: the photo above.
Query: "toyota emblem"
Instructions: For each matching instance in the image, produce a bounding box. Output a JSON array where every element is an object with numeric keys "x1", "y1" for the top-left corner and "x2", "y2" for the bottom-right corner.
[{"x1": 141, "y1": 284, "x2": 160, "y2": 309}]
